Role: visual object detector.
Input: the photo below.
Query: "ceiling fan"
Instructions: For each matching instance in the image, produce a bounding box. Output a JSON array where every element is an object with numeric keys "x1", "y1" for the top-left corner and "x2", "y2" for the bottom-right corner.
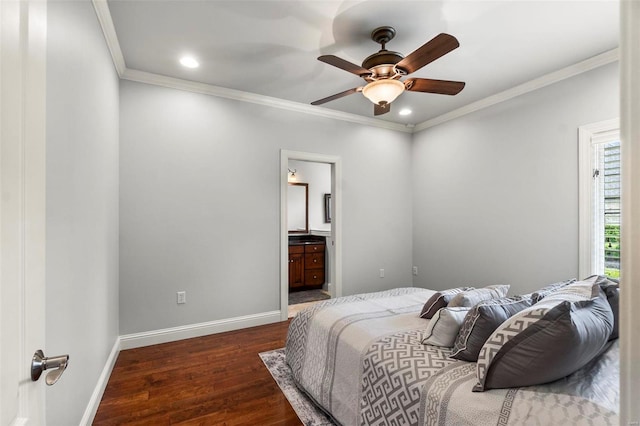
[{"x1": 311, "y1": 26, "x2": 465, "y2": 116}]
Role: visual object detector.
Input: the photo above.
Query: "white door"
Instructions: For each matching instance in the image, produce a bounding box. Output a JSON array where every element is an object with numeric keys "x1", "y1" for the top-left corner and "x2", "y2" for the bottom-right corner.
[{"x1": 1, "y1": 0, "x2": 48, "y2": 424}]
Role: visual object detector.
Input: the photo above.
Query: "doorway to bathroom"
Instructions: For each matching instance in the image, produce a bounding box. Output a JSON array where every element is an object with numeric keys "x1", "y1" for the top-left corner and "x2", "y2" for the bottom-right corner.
[{"x1": 280, "y1": 150, "x2": 342, "y2": 320}]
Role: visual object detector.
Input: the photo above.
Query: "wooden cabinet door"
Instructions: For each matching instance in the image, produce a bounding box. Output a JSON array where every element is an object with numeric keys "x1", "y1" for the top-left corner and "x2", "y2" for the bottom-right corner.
[{"x1": 289, "y1": 253, "x2": 305, "y2": 289}]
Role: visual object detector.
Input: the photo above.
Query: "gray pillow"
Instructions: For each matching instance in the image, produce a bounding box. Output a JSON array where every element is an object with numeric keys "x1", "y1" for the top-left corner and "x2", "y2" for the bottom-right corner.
[
  {"x1": 530, "y1": 278, "x2": 576, "y2": 303},
  {"x1": 584, "y1": 274, "x2": 619, "y2": 340},
  {"x1": 419, "y1": 287, "x2": 473, "y2": 319},
  {"x1": 448, "y1": 285, "x2": 510, "y2": 308},
  {"x1": 473, "y1": 280, "x2": 613, "y2": 392},
  {"x1": 603, "y1": 285, "x2": 619, "y2": 340},
  {"x1": 422, "y1": 307, "x2": 471, "y2": 347},
  {"x1": 450, "y1": 296, "x2": 533, "y2": 361}
]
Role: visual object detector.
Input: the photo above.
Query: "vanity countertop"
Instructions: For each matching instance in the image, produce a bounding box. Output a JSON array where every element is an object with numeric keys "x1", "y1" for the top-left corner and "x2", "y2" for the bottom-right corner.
[{"x1": 288, "y1": 235, "x2": 325, "y2": 245}]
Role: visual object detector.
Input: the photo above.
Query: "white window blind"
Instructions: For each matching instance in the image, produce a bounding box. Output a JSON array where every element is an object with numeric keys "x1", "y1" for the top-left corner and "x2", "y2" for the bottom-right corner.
[{"x1": 593, "y1": 140, "x2": 621, "y2": 278}]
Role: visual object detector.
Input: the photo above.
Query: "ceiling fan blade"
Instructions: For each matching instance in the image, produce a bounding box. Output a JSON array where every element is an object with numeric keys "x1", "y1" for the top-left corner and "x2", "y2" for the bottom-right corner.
[
  {"x1": 311, "y1": 87, "x2": 361, "y2": 105},
  {"x1": 395, "y1": 33, "x2": 460, "y2": 75},
  {"x1": 404, "y1": 78, "x2": 465, "y2": 95},
  {"x1": 374, "y1": 102, "x2": 390, "y2": 116},
  {"x1": 318, "y1": 55, "x2": 372, "y2": 77}
]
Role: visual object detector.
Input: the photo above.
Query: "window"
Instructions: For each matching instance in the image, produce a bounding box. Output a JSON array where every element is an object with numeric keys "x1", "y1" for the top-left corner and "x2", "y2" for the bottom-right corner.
[
  {"x1": 595, "y1": 140, "x2": 621, "y2": 278},
  {"x1": 578, "y1": 119, "x2": 620, "y2": 279}
]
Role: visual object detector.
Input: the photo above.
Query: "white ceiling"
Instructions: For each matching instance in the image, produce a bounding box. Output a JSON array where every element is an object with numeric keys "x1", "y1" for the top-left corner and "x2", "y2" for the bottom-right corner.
[{"x1": 106, "y1": 0, "x2": 619, "y2": 127}]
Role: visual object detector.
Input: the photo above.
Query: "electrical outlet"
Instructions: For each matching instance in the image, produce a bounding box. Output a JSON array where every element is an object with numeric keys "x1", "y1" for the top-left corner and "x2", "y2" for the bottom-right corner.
[
  {"x1": 379, "y1": 269, "x2": 385, "y2": 278},
  {"x1": 177, "y1": 291, "x2": 186, "y2": 304},
  {"x1": 412, "y1": 266, "x2": 418, "y2": 276}
]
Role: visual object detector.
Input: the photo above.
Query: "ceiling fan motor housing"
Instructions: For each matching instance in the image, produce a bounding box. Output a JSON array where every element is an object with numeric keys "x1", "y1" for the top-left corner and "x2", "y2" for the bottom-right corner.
[
  {"x1": 362, "y1": 26, "x2": 405, "y2": 78},
  {"x1": 362, "y1": 51, "x2": 404, "y2": 78}
]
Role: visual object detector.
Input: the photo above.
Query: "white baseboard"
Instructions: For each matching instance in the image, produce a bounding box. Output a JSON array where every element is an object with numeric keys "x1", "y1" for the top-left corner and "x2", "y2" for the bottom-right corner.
[
  {"x1": 80, "y1": 310, "x2": 282, "y2": 424},
  {"x1": 119, "y1": 310, "x2": 283, "y2": 350},
  {"x1": 80, "y1": 337, "x2": 121, "y2": 426}
]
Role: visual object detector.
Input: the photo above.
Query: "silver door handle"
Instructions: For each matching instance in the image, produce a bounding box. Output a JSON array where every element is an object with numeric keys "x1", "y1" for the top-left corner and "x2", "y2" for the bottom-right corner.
[{"x1": 31, "y1": 350, "x2": 69, "y2": 386}]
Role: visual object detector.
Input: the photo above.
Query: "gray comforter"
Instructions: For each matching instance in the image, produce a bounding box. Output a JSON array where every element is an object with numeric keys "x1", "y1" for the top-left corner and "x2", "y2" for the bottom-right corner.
[{"x1": 285, "y1": 288, "x2": 619, "y2": 426}]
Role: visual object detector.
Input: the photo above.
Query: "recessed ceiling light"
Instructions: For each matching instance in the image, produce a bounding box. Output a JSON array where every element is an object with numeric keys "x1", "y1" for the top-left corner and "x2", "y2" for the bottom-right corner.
[
  {"x1": 179, "y1": 56, "x2": 199, "y2": 69},
  {"x1": 399, "y1": 108, "x2": 412, "y2": 116}
]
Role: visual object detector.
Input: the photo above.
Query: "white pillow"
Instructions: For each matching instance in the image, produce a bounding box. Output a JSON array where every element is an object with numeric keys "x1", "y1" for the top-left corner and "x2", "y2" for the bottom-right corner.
[
  {"x1": 448, "y1": 285, "x2": 510, "y2": 308},
  {"x1": 422, "y1": 307, "x2": 471, "y2": 347}
]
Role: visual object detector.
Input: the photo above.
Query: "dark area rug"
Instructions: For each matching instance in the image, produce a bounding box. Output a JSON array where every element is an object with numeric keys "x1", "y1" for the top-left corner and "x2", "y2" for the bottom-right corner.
[
  {"x1": 259, "y1": 349, "x2": 335, "y2": 426},
  {"x1": 289, "y1": 289, "x2": 331, "y2": 305}
]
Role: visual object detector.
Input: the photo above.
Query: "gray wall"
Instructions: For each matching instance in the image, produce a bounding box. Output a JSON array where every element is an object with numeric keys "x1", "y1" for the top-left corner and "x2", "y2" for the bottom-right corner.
[
  {"x1": 411, "y1": 62, "x2": 619, "y2": 295},
  {"x1": 119, "y1": 80, "x2": 413, "y2": 334},
  {"x1": 45, "y1": 1, "x2": 120, "y2": 424}
]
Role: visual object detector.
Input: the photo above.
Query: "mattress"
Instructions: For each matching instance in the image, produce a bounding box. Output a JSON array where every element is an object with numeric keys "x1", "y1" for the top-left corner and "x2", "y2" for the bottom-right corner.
[{"x1": 285, "y1": 287, "x2": 619, "y2": 426}]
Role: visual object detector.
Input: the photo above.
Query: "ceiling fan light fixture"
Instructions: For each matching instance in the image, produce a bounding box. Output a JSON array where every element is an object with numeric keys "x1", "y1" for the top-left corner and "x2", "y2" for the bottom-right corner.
[{"x1": 362, "y1": 79, "x2": 405, "y2": 105}]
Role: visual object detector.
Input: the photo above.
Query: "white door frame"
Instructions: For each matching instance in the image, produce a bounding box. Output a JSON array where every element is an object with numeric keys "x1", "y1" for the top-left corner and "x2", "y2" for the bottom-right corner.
[
  {"x1": 280, "y1": 150, "x2": 342, "y2": 321},
  {"x1": 577, "y1": 118, "x2": 620, "y2": 279},
  {"x1": 0, "y1": 0, "x2": 48, "y2": 425},
  {"x1": 620, "y1": 1, "x2": 640, "y2": 423}
]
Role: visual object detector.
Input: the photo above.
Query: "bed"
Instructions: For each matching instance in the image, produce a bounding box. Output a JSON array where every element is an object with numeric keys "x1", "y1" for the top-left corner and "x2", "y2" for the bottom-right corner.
[{"x1": 285, "y1": 287, "x2": 619, "y2": 425}]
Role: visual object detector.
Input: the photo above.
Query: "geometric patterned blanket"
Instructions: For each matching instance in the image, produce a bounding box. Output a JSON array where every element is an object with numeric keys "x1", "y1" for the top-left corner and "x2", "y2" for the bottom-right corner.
[
  {"x1": 360, "y1": 329, "x2": 457, "y2": 425},
  {"x1": 420, "y1": 343, "x2": 619, "y2": 426},
  {"x1": 285, "y1": 288, "x2": 619, "y2": 426}
]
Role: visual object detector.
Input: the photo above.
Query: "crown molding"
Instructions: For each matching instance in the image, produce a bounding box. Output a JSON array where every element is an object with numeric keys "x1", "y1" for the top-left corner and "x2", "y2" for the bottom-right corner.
[
  {"x1": 121, "y1": 68, "x2": 413, "y2": 133},
  {"x1": 414, "y1": 48, "x2": 619, "y2": 133},
  {"x1": 92, "y1": 0, "x2": 126, "y2": 76},
  {"x1": 91, "y1": 1, "x2": 617, "y2": 135},
  {"x1": 88, "y1": 0, "x2": 410, "y2": 134}
]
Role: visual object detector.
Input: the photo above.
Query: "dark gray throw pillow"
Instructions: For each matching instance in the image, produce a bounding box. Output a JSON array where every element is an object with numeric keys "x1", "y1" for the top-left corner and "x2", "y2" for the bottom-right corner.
[
  {"x1": 450, "y1": 296, "x2": 533, "y2": 362},
  {"x1": 419, "y1": 287, "x2": 473, "y2": 319},
  {"x1": 473, "y1": 280, "x2": 613, "y2": 392},
  {"x1": 530, "y1": 278, "x2": 576, "y2": 303}
]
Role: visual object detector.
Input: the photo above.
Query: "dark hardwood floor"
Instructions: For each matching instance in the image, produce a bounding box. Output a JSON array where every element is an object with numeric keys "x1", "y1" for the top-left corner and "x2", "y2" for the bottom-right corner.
[{"x1": 93, "y1": 320, "x2": 302, "y2": 425}]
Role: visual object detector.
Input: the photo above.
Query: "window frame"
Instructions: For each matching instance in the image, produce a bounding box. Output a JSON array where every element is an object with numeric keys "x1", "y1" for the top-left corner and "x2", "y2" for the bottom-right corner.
[{"x1": 578, "y1": 118, "x2": 620, "y2": 279}]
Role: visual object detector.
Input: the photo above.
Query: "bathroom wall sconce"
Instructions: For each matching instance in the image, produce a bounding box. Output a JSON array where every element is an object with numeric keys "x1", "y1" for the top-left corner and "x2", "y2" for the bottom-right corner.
[{"x1": 288, "y1": 168, "x2": 297, "y2": 180}]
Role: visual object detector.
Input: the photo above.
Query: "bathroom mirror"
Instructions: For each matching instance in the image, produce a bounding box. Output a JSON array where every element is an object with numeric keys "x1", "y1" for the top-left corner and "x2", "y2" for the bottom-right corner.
[{"x1": 288, "y1": 182, "x2": 308, "y2": 234}]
